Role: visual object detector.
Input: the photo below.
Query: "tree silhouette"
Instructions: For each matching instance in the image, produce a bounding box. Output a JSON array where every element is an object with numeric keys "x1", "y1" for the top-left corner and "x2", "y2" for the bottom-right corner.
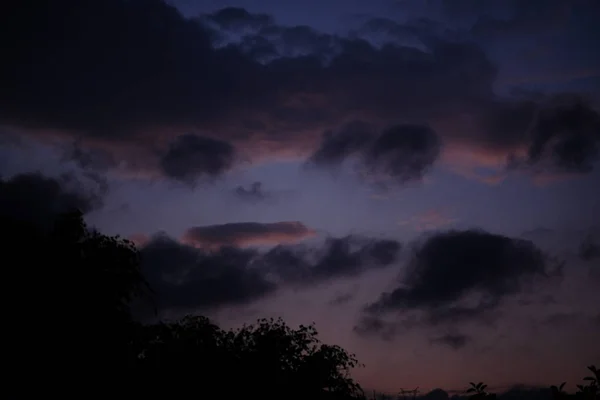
[
  {"x1": 5, "y1": 209, "x2": 150, "y2": 394},
  {"x1": 234, "y1": 318, "x2": 364, "y2": 399},
  {"x1": 4, "y1": 203, "x2": 367, "y2": 398},
  {"x1": 132, "y1": 316, "x2": 366, "y2": 399},
  {"x1": 467, "y1": 382, "x2": 496, "y2": 400},
  {"x1": 576, "y1": 366, "x2": 599, "y2": 400},
  {"x1": 548, "y1": 365, "x2": 599, "y2": 400},
  {"x1": 550, "y1": 382, "x2": 568, "y2": 400}
]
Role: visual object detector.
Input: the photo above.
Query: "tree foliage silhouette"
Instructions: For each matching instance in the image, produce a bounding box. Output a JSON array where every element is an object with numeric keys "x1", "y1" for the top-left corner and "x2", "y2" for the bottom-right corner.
[
  {"x1": 576, "y1": 366, "x2": 599, "y2": 400},
  {"x1": 550, "y1": 382, "x2": 568, "y2": 400},
  {"x1": 5, "y1": 205, "x2": 365, "y2": 399},
  {"x1": 548, "y1": 366, "x2": 599, "y2": 400},
  {"x1": 132, "y1": 316, "x2": 365, "y2": 399},
  {"x1": 5, "y1": 209, "x2": 150, "y2": 392},
  {"x1": 466, "y1": 382, "x2": 496, "y2": 400}
]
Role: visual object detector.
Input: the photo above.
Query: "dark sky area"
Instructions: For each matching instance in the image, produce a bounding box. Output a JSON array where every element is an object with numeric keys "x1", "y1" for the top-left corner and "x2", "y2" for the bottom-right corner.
[{"x1": 1, "y1": 0, "x2": 599, "y2": 393}]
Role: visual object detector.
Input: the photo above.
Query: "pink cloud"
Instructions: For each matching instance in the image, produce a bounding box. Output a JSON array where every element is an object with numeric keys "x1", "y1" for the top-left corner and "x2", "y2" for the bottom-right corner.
[{"x1": 181, "y1": 221, "x2": 317, "y2": 249}]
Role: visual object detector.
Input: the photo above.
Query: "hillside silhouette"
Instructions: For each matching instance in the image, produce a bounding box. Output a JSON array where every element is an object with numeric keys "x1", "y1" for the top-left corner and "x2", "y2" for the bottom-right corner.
[{"x1": 2, "y1": 176, "x2": 597, "y2": 399}]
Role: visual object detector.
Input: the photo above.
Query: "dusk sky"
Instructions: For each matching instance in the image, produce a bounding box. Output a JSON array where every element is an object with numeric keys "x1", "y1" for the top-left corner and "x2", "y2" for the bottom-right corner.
[{"x1": 1, "y1": 0, "x2": 600, "y2": 394}]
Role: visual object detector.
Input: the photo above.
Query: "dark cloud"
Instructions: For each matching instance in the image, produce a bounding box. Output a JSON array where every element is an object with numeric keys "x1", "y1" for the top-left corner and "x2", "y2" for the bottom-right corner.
[
  {"x1": 62, "y1": 142, "x2": 116, "y2": 172},
  {"x1": 139, "y1": 233, "x2": 401, "y2": 315},
  {"x1": 475, "y1": 94, "x2": 600, "y2": 175},
  {"x1": 352, "y1": 315, "x2": 399, "y2": 341},
  {"x1": 520, "y1": 96, "x2": 600, "y2": 174},
  {"x1": 263, "y1": 235, "x2": 402, "y2": 285},
  {"x1": 205, "y1": 7, "x2": 274, "y2": 31},
  {"x1": 360, "y1": 230, "x2": 557, "y2": 334},
  {"x1": 140, "y1": 234, "x2": 275, "y2": 314},
  {"x1": 159, "y1": 134, "x2": 236, "y2": 184},
  {"x1": 60, "y1": 142, "x2": 112, "y2": 197},
  {"x1": 182, "y1": 221, "x2": 316, "y2": 247},
  {"x1": 430, "y1": 333, "x2": 472, "y2": 350},
  {"x1": 476, "y1": 98, "x2": 538, "y2": 150},
  {"x1": 309, "y1": 121, "x2": 374, "y2": 167},
  {"x1": 579, "y1": 232, "x2": 600, "y2": 262},
  {"x1": 309, "y1": 123, "x2": 441, "y2": 184},
  {"x1": 363, "y1": 124, "x2": 441, "y2": 183},
  {"x1": 2, "y1": 1, "x2": 598, "y2": 182},
  {"x1": 0, "y1": 0, "x2": 245, "y2": 135},
  {"x1": 232, "y1": 182, "x2": 296, "y2": 204},
  {"x1": 446, "y1": 0, "x2": 575, "y2": 38},
  {"x1": 0, "y1": 172, "x2": 104, "y2": 231},
  {"x1": 0, "y1": 2, "x2": 489, "y2": 170},
  {"x1": 234, "y1": 181, "x2": 268, "y2": 202}
]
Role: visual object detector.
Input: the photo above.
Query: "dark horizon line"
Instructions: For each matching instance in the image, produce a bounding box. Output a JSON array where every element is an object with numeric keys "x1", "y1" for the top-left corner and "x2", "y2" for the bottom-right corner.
[{"x1": 365, "y1": 383, "x2": 571, "y2": 397}]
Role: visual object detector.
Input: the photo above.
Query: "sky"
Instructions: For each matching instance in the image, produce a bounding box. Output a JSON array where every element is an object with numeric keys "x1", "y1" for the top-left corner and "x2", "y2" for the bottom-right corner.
[{"x1": 1, "y1": 0, "x2": 600, "y2": 394}]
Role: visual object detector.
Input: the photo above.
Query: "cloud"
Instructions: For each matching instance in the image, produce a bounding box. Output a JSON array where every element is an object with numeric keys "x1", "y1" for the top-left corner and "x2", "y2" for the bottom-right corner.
[
  {"x1": 140, "y1": 234, "x2": 275, "y2": 314},
  {"x1": 359, "y1": 230, "x2": 559, "y2": 335},
  {"x1": 308, "y1": 121, "x2": 374, "y2": 167},
  {"x1": 159, "y1": 134, "x2": 236, "y2": 185},
  {"x1": 263, "y1": 235, "x2": 402, "y2": 285},
  {"x1": 139, "y1": 233, "x2": 402, "y2": 315},
  {"x1": 61, "y1": 141, "x2": 116, "y2": 172},
  {"x1": 233, "y1": 181, "x2": 297, "y2": 203},
  {"x1": 440, "y1": 0, "x2": 575, "y2": 38},
  {"x1": 363, "y1": 124, "x2": 441, "y2": 183},
  {"x1": 508, "y1": 95, "x2": 600, "y2": 174},
  {"x1": 579, "y1": 231, "x2": 600, "y2": 261},
  {"x1": 2, "y1": 1, "x2": 598, "y2": 183},
  {"x1": 1, "y1": 0, "x2": 231, "y2": 135},
  {"x1": 234, "y1": 181, "x2": 268, "y2": 202},
  {"x1": 0, "y1": 172, "x2": 104, "y2": 231},
  {"x1": 352, "y1": 315, "x2": 400, "y2": 341},
  {"x1": 430, "y1": 333, "x2": 472, "y2": 350},
  {"x1": 205, "y1": 7, "x2": 274, "y2": 31},
  {"x1": 182, "y1": 221, "x2": 316, "y2": 248},
  {"x1": 59, "y1": 141, "x2": 112, "y2": 196},
  {"x1": 309, "y1": 123, "x2": 441, "y2": 184}
]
